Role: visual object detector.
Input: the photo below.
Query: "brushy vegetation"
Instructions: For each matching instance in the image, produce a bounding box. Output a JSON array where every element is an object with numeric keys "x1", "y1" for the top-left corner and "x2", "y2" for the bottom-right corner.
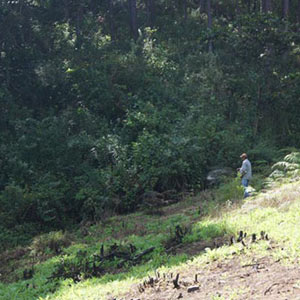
[
  {"x1": 1, "y1": 153, "x2": 300, "y2": 299},
  {"x1": 1, "y1": 1, "x2": 300, "y2": 298},
  {"x1": 1, "y1": 1, "x2": 300, "y2": 241}
]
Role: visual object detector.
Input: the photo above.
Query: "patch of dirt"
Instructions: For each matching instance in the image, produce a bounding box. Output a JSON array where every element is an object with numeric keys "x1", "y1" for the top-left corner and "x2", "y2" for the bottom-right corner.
[
  {"x1": 166, "y1": 236, "x2": 228, "y2": 257},
  {"x1": 160, "y1": 191, "x2": 215, "y2": 217},
  {"x1": 119, "y1": 255, "x2": 300, "y2": 300}
]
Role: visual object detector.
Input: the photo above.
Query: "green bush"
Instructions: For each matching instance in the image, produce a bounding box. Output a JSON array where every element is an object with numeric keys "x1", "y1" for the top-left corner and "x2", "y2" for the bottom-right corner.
[
  {"x1": 250, "y1": 174, "x2": 266, "y2": 192},
  {"x1": 267, "y1": 151, "x2": 300, "y2": 185},
  {"x1": 1, "y1": 2, "x2": 300, "y2": 240},
  {"x1": 0, "y1": 185, "x2": 34, "y2": 228},
  {"x1": 75, "y1": 187, "x2": 110, "y2": 222},
  {"x1": 30, "y1": 230, "x2": 72, "y2": 256},
  {"x1": 215, "y1": 176, "x2": 244, "y2": 203},
  {"x1": 0, "y1": 223, "x2": 40, "y2": 251}
]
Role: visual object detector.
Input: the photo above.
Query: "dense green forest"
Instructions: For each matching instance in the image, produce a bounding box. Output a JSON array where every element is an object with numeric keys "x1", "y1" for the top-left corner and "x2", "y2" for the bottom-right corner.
[{"x1": 1, "y1": 0, "x2": 300, "y2": 247}]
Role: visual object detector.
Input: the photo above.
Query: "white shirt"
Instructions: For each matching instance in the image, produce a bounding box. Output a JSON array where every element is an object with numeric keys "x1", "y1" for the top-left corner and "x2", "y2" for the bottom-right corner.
[{"x1": 240, "y1": 159, "x2": 252, "y2": 180}]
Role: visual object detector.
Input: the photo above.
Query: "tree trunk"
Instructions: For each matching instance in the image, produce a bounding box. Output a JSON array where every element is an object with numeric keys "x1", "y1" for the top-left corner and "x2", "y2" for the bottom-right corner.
[
  {"x1": 254, "y1": 86, "x2": 262, "y2": 137},
  {"x1": 75, "y1": 5, "x2": 83, "y2": 49},
  {"x1": 262, "y1": 0, "x2": 272, "y2": 12},
  {"x1": 63, "y1": 0, "x2": 69, "y2": 21},
  {"x1": 246, "y1": 0, "x2": 251, "y2": 13},
  {"x1": 262, "y1": 0, "x2": 266, "y2": 12},
  {"x1": 282, "y1": 0, "x2": 290, "y2": 31},
  {"x1": 108, "y1": 0, "x2": 116, "y2": 40},
  {"x1": 183, "y1": 0, "x2": 187, "y2": 21},
  {"x1": 129, "y1": 0, "x2": 138, "y2": 40},
  {"x1": 236, "y1": 0, "x2": 240, "y2": 14},
  {"x1": 146, "y1": 0, "x2": 155, "y2": 27},
  {"x1": 207, "y1": 0, "x2": 213, "y2": 52},
  {"x1": 18, "y1": 0, "x2": 24, "y2": 14},
  {"x1": 199, "y1": 0, "x2": 206, "y2": 13},
  {"x1": 253, "y1": 0, "x2": 258, "y2": 12},
  {"x1": 282, "y1": 0, "x2": 289, "y2": 19},
  {"x1": 298, "y1": 0, "x2": 300, "y2": 23},
  {"x1": 266, "y1": 0, "x2": 272, "y2": 12}
]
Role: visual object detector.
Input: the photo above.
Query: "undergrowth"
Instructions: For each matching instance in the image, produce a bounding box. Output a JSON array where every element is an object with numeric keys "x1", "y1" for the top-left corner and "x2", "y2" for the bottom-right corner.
[{"x1": 1, "y1": 153, "x2": 300, "y2": 300}]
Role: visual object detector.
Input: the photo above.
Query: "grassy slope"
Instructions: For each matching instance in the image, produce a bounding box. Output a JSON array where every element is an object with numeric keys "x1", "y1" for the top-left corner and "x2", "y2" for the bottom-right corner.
[{"x1": 1, "y1": 175, "x2": 300, "y2": 300}]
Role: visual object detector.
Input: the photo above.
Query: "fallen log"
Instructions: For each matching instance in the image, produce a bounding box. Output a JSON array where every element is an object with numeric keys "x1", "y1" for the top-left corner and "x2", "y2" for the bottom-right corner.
[{"x1": 133, "y1": 247, "x2": 155, "y2": 262}]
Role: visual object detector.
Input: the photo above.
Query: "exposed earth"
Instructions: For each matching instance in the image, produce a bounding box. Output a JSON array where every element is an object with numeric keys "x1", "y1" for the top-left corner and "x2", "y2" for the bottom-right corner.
[{"x1": 119, "y1": 255, "x2": 300, "y2": 300}]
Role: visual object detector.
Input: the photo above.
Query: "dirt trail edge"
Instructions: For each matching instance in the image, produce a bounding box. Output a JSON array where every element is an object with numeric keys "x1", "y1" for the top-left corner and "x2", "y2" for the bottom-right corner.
[{"x1": 116, "y1": 255, "x2": 300, "y2": 300}]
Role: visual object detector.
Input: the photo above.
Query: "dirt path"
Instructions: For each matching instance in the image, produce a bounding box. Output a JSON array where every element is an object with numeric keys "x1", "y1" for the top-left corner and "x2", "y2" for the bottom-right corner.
[{"x1": 118, "y1": 255, "x2": 300, "y2": 300}]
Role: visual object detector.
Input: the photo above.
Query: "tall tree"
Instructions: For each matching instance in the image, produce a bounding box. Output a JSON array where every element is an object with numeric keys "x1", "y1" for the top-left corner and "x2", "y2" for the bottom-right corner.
[
  {"x1": 266, "y1": 0, "x2": 272, "y2": 12},
  {"x1": 207, "y1": 0, "x2": 213, "y2": 52},
  {"x1": 146, "y1": 0, "x2": 155, "y2": 27},
  {"x1": 282, "y1": 0, "x2": 289, "y2": 19},
  {"x1": 262, "y1": 0, "x2": 272, "y2": 13},
  {"x1": 183, "y1": 0, "x2": 187, "y2": 21},
  {"x1": 245, "y1": 0, "x2": 251, "y2": 13},
  {"x1": 298, "y1": 0, "x2": 300, "y2": 23},
  {"x1": 63, "y1": 0, "x2": 70, "y2": 20},
  {"x1": 236, "y1": 0, "x2": 240, "y2": 14},
  {"x1": 108, "y1": 0, "x2": 116, "y2": 40},
  {"x1": 253, "y1": 0, "x2": 258, "y2": 12},
  {"x1": 129, "y1": 0, "x2": 138, "y2": 40},
  {"x1": 199, "y1": 0, "x2": 205, "y2": 13},
  {"x1": 75, "y1": 4, "x2": 84, "y2": 49}
]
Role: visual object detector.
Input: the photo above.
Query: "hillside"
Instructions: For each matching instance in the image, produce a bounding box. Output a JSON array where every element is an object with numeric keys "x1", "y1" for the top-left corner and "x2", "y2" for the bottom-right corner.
[
  {"x1": 1, "y1": 154, "x2": 300, "y2": 299},
  {"x1": 1, "y1": 1, "x2": 300, "y2": 298},
  {"x1": 1, "y1": 0, "x2": 300, "y2": 243},
  {"x1": 124, "y1": 181, "x2": 300, "y2": 300}
]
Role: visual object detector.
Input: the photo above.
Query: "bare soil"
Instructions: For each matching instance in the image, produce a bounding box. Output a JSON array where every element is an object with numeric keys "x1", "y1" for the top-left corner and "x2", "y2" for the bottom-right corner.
[{"x1": 120, "y1": 255, "x2": 300, "y2": 300}]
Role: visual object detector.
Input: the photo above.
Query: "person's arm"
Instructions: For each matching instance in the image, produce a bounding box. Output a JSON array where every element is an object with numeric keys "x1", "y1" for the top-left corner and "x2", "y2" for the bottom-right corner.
[{"x1": 240, "y1": 161, "x2": 247, "y2": 176}]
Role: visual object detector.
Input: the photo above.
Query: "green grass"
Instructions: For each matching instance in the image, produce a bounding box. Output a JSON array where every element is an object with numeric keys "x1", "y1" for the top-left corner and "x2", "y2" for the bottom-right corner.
[{"x1": 2, "y1": 172, "x2": 300, "y2": 300}]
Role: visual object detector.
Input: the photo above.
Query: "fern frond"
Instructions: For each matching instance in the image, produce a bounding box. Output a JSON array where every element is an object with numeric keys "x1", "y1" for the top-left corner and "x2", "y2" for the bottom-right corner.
[
  {"x1": 272, "y1": 161, "x2": 290, "y2": 171},
  {"x1": 286, "y1": 163, "x2": 300, "y2": 171},
  {"x1": 287, "y1": 169, "x2": 300, "y2": 178},
  {"x1": 269, "y1": 170, "x2": 285, "y2": 179},
  {"x1": 284, "y1": 152, "x2": 300, "y2": 164}
]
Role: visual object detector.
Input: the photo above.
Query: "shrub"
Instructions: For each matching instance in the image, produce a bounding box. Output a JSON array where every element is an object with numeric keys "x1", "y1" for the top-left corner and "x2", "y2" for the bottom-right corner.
[
  {"x1": 75, "y1": 187, "x2": 110, "y2": 222},
  {"x1": 0, "y1": 185, "x2": 33, "y2": 228},
  {"x1": 0, "y1": 223, "x2": 41, "y2": 251},
  {"x1": 267, "y1": 151, "x2": 300, "y2": 185},
  {"x1": 248, "y1": 141, "x2": 279, "y2": 173},
  {"x1": 215, "y1": 176, "x2": 244, "y2": 203},
  {"x1": 30, "y1": 230, "x2": 72, "y2": 256}
]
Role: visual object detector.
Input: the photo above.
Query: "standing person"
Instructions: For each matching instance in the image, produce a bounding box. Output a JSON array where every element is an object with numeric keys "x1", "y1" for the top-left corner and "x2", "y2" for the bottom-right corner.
[{"x1": 238, "y1": 153, "x2": 252, "y2": 198}]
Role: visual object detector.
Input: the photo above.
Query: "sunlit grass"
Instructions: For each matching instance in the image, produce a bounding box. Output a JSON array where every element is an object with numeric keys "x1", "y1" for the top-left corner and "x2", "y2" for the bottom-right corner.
[
  {"x1": 47, "y1": 187, "x2": 300, "y2": 299},
  {"x1": 2, "y1": 177, "x2": 300, "y2": 300}
]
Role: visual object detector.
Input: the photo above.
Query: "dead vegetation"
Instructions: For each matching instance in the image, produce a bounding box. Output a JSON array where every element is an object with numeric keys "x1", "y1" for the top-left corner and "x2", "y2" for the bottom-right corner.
[
  {"x1": 48, "y1": 242, "x2": 156, "y2": 283},
  {"x1": 121, "y1": 252, "x2": 300, "y2": 300}
]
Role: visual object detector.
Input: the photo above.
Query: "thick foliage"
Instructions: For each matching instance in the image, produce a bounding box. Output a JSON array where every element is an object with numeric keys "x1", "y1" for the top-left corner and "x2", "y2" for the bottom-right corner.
[{"x1": 1, "y1": 1, "x2": 299, "y2": 243}]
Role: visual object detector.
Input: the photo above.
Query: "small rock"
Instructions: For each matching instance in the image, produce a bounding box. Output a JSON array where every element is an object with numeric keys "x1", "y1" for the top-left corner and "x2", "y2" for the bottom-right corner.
[{"x1": 187, "y1": 286, "x2": 200, "y2": 293}]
